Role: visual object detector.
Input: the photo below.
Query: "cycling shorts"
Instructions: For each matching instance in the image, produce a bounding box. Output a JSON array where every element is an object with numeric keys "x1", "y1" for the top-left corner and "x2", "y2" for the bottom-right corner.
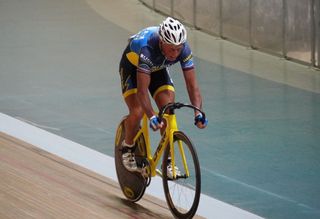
[{"x1": 119, "y1": 45, "x2": 174, "y2": 99}]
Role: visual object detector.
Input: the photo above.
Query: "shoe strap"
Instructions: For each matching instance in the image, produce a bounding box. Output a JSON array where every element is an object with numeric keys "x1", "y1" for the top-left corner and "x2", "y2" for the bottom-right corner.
[{"x1": 121, "y1": 145, "x2": 136, "y2": 153}]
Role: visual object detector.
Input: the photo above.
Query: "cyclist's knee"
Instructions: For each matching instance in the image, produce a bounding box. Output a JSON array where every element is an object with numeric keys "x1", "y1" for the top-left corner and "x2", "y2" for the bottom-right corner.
[
  {"x1": 154, "y1": 90, "x2": 175, "y2": 102},
  {"x1": 154, "y1": 90, "x2": 175, "y2": 111}
]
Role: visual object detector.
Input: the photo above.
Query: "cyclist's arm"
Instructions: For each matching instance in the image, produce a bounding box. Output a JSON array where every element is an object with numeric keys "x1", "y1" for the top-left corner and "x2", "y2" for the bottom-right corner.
[
  {"x1": 179, "y1": 44, "x2": 202, "y2": 112},
  {"x1": 136, "y1": 71, "x2": 156, "y2": 119},
  {"x1": 183, "y1": 68, "x2": 207, "y2": 129},
  {"x1": 183, "y1": 68, "x2": 203, "y2": 115}
]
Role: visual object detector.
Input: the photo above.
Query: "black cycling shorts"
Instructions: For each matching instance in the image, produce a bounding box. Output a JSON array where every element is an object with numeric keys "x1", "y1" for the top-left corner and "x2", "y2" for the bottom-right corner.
[{"x1": 119, "y1": 45, "x2": 174, "y2": 99}]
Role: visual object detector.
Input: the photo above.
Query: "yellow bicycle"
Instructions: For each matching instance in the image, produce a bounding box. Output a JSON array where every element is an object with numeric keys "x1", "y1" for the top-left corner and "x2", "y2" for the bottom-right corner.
[{"x1": 115, "y1": 102, "x2": 205, "y2": 219}]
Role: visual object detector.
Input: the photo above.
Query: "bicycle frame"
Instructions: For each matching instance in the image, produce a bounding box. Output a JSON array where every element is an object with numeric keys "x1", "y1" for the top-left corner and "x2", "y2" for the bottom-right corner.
[
  {"x1": 115, "y1": 102, "x2": 204, "y2": 217},
  {"x1": 133, "y1": 113, "x2": 189, "y2": 178}
]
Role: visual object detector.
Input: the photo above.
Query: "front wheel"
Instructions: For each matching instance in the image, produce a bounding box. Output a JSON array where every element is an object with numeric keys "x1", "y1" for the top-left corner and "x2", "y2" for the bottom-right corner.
[{"x1": 162, "y1": 131, "x2": 201, "y2": 219}]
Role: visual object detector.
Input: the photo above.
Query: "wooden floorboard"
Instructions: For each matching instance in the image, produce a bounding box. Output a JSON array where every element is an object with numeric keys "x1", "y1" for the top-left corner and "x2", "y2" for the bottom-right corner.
[{"x1": 0, "y1": 132, "x2": 200, "y2": 219}]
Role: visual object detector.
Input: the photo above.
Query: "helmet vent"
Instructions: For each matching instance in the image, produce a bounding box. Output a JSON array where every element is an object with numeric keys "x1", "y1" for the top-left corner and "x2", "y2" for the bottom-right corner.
[{"x1": 171, "y1": 34, "x2": 177, "y2": 43}]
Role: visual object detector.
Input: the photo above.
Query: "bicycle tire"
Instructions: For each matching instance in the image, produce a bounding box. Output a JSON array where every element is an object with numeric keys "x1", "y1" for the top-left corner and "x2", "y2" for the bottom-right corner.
[
  {"x1": 114, "y1": 117, "x2": 147, "y2": 202},
  {"x1": 162, "y1": 131, "x2": 201, "y2": 219}
]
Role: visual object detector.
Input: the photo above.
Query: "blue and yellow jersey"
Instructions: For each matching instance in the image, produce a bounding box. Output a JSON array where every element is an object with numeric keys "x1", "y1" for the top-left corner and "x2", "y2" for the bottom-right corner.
[{"x1": 125, "y1": 26, "x2": 194, "y2": 74}]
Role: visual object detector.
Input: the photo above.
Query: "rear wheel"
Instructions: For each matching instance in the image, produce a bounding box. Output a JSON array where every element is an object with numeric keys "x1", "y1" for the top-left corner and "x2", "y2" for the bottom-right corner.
[
  {"x1": 114, "y1": 117, "x2": 147, "y2": 202},
  {"x1": 162, "y1": 131, "x2": 201, "y2": 219}
]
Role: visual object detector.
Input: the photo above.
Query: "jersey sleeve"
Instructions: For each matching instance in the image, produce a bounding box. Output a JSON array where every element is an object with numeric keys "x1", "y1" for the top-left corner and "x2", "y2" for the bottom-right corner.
[{"x1": 180, "y1": 43, "x2": 194, "y2": 71}]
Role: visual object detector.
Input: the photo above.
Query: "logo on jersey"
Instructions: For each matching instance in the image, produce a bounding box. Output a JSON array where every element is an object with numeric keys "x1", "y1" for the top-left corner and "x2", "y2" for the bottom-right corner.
[{"x1": 140, "y1": 54, "x2": 154, "y2": 67}]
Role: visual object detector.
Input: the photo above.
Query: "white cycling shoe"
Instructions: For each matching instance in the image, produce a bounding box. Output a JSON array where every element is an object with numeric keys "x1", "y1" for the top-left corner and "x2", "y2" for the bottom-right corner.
[
  {"x1": 121, "y1": 145, "x2": 138, "y2": 172},
  {"x1": 167, "y1": 161, "x2": 182, "y2": 179}
]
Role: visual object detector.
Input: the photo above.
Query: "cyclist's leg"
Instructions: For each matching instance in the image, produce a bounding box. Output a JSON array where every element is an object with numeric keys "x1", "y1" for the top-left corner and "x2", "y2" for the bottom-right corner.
[
  {"x1": 154, "y1": 89, "x2": 175, "y2": 109},
  {"x1": 154, "y1": 89, "x2": 175, "y2": 134},
  {"x1": 119, "y1": 50, "x2": 143, "y2": 145},
  {"x1": 123, "y1": 94, "x2": 143, "y2": 145},
  {"x1": 150, "y1": 67, "x2": 175, "y2": 109},
  {"x1": 119, "y1": 63, "x2": 143, "y2": 171},
  {"x1": 149, "y1": 67, "x2": 175, "y2": 133}
]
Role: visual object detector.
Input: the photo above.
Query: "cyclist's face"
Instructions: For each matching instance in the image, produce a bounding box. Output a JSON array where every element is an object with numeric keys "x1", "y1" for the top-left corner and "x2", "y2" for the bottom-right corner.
[{"x1": 160, "y1": 41, "x2": 183, "y2": 61}]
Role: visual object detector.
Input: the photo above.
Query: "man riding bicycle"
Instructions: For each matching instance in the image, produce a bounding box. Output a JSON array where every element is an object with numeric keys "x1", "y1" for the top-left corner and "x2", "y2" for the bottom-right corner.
[{"x1": 118, "y1": 17, "x2": 208, "y2": 172}]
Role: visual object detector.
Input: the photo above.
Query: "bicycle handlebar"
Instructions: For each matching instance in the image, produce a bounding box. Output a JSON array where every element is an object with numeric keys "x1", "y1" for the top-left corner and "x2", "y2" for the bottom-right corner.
[{"x1": 158, "y1": 102, "x2": 206, "y2": 122}]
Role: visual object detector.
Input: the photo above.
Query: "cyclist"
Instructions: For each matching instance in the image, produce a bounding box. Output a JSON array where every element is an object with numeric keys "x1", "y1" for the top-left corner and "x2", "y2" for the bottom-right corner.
[{"x1": 118, "y1": 17, "x2": 208, "y2": 172}]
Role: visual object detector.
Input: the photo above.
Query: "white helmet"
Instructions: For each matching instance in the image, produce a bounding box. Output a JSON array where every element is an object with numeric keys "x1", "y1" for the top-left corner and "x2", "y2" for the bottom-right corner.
[{"x1": 159, "y1": 17, "x2": 187, "y2": 45}]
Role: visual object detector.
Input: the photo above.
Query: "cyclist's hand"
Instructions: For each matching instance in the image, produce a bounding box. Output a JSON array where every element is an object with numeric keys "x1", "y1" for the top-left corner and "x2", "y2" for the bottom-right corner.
[
  {"x1": 194, "y1": 113, "x2": 208, "y2": 129},
  {"x1": 149, "y1": 115, "x2": 164, "y2": 131}
]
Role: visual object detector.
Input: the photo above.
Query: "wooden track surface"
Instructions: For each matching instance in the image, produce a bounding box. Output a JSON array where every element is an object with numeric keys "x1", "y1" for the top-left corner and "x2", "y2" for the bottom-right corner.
[{"x1": 0, "y1": 132, "x2": 205, "y2": 219}]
